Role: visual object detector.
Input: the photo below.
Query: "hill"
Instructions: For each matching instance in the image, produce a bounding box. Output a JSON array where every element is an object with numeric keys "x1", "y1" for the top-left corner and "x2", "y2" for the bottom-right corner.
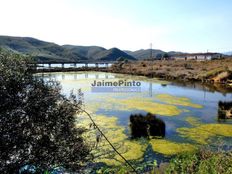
[
  {"x1": 224, "y1": 51, "x2": 232, "y2": 56},
  {"x1": 0, "y1": 36, "x2": 86, "y2": 62},
  {"x1": 125, "y1": 49, "x2": 165, "y2": 60},
  {"x1": 94, "y1": 48, "x2": 136, "y2": 61},
  {"x1": 125, "y1": 49, "x2": 185, "y2": 60},
  {"x1": 0, "y1": 36, "x2": 137, "y2": 62},
  {"x1": 62, "y1": 45, "x2": 106, "y2": 59}
]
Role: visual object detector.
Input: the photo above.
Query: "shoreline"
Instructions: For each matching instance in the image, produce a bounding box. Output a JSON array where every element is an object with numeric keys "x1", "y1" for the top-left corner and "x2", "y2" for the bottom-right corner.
[
  {"x1": 108, "y1": 59, "x2": 232, "y2": 86},
  {"x1": 32, "y1": 59, "x2": 232, "y2": 93}
]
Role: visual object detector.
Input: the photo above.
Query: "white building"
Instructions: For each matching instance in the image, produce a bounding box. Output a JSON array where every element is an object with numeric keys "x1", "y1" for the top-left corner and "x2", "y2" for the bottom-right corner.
[{"x1": 172, "y1": 53, "x2": 222, "y2": 61}]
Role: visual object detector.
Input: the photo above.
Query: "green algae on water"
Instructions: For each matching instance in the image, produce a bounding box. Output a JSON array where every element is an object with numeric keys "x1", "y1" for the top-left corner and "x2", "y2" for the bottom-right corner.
[
  {"x1": 76, "y1": 114, "x2": 147, "y2": 166},
  {"x1": 155, "y1": 94, "x2": 203, "y2": 108},
  {"x1": 185, "y1": 116, "x2": 201, "y2": 126},
  {"x1": 149, "y1": 139, "x2": 196, "y2": 155},
  {"x1": 86, "y1": 97, "x2": 186, "y2": 117},
  {"x1": 177, "y1": 124, "x2": 232, "y2": 144}
]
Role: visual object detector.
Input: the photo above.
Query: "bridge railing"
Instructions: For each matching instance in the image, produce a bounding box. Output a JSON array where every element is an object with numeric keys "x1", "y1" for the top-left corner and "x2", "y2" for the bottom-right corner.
[{"x1": 29, "y1": 62, "x2": 114, "y2": 70}]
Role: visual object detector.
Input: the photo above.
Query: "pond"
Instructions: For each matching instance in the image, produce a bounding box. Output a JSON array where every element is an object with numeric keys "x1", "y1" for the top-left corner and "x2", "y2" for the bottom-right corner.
[{"x1": 38, "y1": 71, "x2": 232, "y2": 172}]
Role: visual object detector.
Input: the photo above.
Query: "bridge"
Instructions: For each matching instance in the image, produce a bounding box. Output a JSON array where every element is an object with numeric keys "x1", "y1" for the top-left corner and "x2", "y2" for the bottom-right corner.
[{"x1": 30, "y1": 61, "x2": 115, "y2": 69}]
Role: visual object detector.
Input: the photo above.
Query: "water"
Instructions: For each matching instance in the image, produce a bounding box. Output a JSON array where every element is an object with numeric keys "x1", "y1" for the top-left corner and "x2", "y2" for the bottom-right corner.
[{"x1": 38, "y1": 71, "x2": 232, "y2": 170}]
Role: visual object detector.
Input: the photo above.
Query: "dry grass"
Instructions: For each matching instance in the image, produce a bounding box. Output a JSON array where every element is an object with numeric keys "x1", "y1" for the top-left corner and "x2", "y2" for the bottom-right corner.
[{"x1": 110, "y1": 58, "x2": 232, "y2": 85}]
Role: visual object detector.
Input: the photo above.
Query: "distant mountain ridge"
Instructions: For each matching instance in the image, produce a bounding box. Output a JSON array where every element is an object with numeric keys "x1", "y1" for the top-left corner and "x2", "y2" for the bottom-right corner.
[
  {"x1": 0, "y1": 35, "x2": 193, "y2": 62},
  {"x1": 0, "y1": 36, "x2": 86, "y2": 62},
  {"x1": 125, "y1": 49, "x2": 185, "y2": 60},
  {"x1": 125, "y1": 49, "x2": 165, "y2": 60},
  {"x1": 223, "y1": 51, "x2": 232, "y2": 56},
  {"x1": 62, "y1": 45, "x2": 106, "y2": 59},
  {"x1": 0, "y1": 36, "x2": 136, "y2": 62}
]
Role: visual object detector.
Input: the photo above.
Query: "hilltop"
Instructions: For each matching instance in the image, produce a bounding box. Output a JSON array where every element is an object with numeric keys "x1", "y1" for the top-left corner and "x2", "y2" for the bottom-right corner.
[
  {"x1": 0, "y1": 36, "x2": 135, "y2": 62},
  {"x1": 1, "y1": 35, "x2": 227, "y2": 63}
]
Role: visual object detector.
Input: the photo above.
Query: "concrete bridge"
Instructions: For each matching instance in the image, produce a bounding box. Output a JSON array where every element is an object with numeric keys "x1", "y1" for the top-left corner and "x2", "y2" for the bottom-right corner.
[
  {"x1": 42, "y1": 72, "x2": 113, "y2": 80},
  {"x1": 31, "y1": 61, "x2": 115, "y2": 69}
]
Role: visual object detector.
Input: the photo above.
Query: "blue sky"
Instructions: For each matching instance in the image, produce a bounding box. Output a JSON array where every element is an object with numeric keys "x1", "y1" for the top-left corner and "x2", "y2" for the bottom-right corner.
[{"x1": 0, "y1": 0, "x2": 231, "y2": 52}]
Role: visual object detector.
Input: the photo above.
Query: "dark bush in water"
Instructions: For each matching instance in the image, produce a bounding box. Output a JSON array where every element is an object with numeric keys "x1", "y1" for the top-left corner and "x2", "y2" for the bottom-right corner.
[
  {"x1": 218, "y1": 101, "x2": 232, "y2": 119},
  {"x1": 130, "y1": 114, "x2": 148, "y2": 138},
  {"x1": 129, "y1": 113, "x2": 165, "y2": 138}
]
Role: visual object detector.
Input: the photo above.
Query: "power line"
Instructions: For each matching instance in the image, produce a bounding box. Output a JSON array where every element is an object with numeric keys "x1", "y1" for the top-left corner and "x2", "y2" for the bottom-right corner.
[{"x1": 78, "y1": 108, "x2": 138, "y2": 174}]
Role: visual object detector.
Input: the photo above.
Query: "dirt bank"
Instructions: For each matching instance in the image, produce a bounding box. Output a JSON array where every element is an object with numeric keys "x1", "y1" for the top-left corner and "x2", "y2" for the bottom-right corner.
[{"x1": 108, "y1": 58, "x2": 232, "y2": 86}]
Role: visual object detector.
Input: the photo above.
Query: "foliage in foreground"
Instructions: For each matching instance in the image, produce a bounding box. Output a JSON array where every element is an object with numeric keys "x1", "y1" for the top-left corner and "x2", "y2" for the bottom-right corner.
[
  {"x1": 166, "y1": 148, "x2": 232, "y2": 174},
  {"x1": 0, "y1": 51, "x2": 90, "y2": 173},
  {"x1": 94, "y1": 147, "x2": 232, "y2": 174}
]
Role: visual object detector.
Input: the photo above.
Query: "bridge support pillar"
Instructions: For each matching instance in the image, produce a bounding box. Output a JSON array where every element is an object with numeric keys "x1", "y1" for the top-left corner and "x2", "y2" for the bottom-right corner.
[
  {"x1": 74, "y1": 63, "x2": 77, "y2": 67},
  {"x1": 85, "y1": 63, "x2": 88, "y2": 68},
  {"x1": 62, "y1": 63, "x2": 64, "y2": 68},
  {"x1": 33, "y1": 63, "x2": 37, "y2": 70},
  {"x1": 85, "y1": 73, "x2": 88, "y2": 78},
  {"x1": 48, "y1": 63, "x2": 51, "y2": 68},
  {"x1": 95, "y1": 63, "x2": 99, "y2": 68}
]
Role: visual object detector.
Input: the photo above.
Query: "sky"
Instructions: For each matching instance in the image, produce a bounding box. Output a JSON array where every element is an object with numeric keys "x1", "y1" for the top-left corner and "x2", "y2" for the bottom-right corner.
[{"x1": 0, "y1": 0, "x2": 232, "y2": 52}]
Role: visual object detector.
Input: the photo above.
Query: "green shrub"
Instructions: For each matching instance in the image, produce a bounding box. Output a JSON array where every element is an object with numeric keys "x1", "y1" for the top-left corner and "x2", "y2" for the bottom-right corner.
[
  {"x1": 0, "y1": 51, "x2": 90, "y2": 173},
  {"x1": 165, "y1": 148, "x2": 232, "y2": 174}
]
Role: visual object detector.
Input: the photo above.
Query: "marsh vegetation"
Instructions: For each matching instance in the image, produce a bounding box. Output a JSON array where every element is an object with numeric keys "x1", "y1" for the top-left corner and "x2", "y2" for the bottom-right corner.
[{"x1": 109, "y1": 58, "x2": 232, "y2": 86}]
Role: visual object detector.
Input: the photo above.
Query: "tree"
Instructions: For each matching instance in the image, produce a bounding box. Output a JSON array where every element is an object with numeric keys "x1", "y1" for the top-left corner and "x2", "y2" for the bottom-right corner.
[
  {"x1": 0, "y1": 51, "x2": 90, "y2": 173},
  {"x1": 162, "y1": 53, "x2": 170, "y2": 60},
  {"x1": 156, "y1": 53, "x2": 162, "y2": 60}
]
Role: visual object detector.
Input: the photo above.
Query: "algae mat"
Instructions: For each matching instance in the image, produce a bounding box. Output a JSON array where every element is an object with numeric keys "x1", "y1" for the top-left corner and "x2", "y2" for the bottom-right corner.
[{"x1": 39, "y1": 71, "x2": 232, "y2": 167}]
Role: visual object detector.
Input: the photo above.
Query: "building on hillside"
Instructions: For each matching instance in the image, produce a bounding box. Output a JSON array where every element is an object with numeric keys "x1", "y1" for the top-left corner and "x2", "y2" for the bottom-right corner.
[{"x1": 172, "y1": 53, "x2": 222, "y2": 61}]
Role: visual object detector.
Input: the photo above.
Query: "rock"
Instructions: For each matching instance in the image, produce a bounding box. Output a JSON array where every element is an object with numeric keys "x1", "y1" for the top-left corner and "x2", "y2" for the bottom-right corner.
[{"x1": 211, "y1": 71, "x2": 232, "y2": 83}]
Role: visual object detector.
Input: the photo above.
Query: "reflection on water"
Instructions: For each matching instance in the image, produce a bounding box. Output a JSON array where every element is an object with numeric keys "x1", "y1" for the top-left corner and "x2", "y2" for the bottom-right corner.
[{"x1": 37, "y1": 71, "x2": 232, "y2": 167}]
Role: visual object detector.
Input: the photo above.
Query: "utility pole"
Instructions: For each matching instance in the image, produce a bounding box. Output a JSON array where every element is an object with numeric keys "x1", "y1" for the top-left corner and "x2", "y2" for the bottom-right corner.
[
  {"x1": 150, "y1": 43, "x2": 153, "y2": 95},
  {"x1": 150, "y1": 43, "x2": 153, "y2": 60}
]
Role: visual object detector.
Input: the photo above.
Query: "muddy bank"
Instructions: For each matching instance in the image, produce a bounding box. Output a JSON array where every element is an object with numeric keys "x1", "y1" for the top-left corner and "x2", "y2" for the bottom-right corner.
[{"x1": 108, "y1": 58, "x2": 232, "y2": 87}]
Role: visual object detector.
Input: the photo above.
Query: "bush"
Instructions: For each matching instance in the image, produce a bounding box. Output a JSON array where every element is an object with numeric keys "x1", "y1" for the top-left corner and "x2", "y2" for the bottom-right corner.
[
  {"x1": 129, "y1": 113, "x2": 165, "y2": 138},
  {"x1": 0, "y1": 51, "x2": 90, "y2": 173},
  {"x1": 165, "y1": 148, "x2": 232, "y2": 174}
]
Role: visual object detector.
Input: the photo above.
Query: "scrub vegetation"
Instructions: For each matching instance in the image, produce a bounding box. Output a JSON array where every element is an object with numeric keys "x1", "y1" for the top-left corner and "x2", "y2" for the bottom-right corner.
[
  {"x1": 109, "y1": 59, "x2": 232, "y2": 87},
  {"x1": 0, "y1": 51, "x2": 90, "y2": 173},
  {"x1": 166, "y1": 147, "x2": 232, "y2": 174}
]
